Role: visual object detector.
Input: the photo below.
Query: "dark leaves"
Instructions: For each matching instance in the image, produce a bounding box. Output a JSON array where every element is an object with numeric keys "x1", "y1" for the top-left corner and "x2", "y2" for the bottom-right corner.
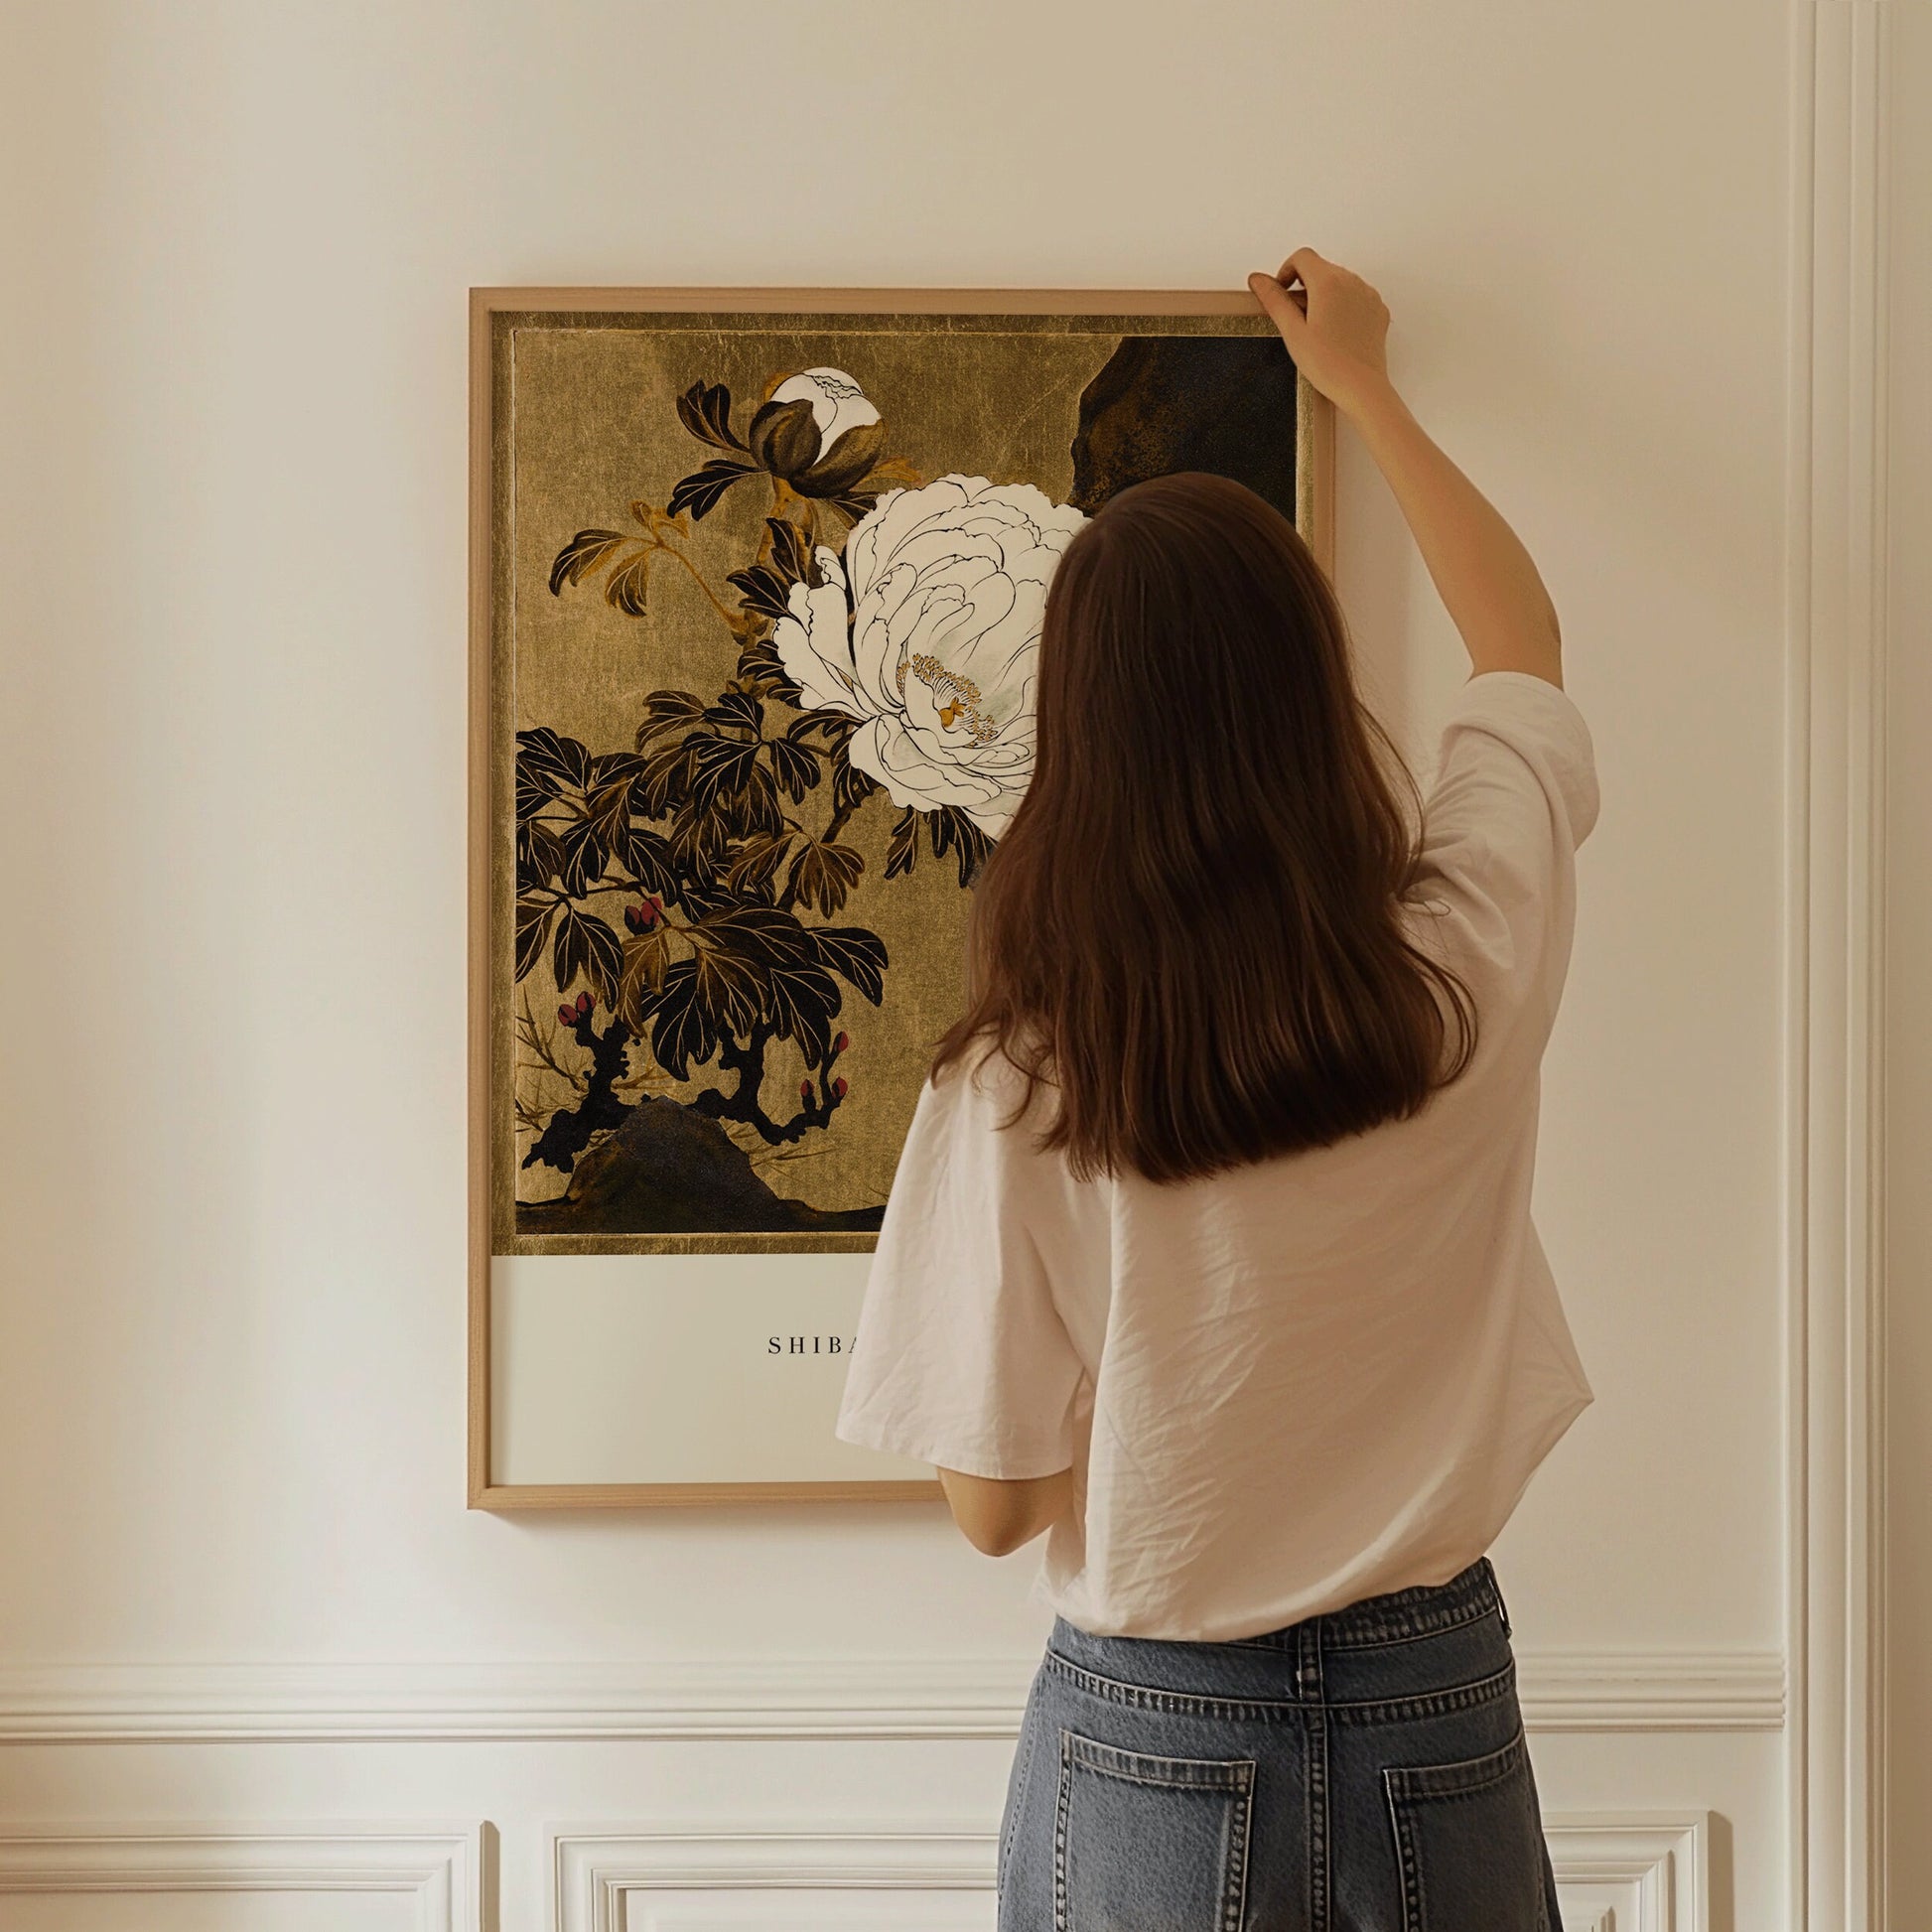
[
  {"x1": 604, "y1": 551, "x2": 652, "y2": 617},
  {"x1": 624, "y1": 827, "x2": 678, "y2": 897},
  {"x1": 765, "y1": 736, "x2": 820, "y2": 803},
  {"x1": 725, "y1": 562, "x2": 792, "y2": 623},
  {"x1": 765, "y1": 958, "x2": 841, "y2": 1064},
  {"x1": 667, "y1": 458, "x2": 757, "y2": 522},
  {"x1": 765, "y1": 515, "x2": 812, "y2": 586},
  {"x1": 676, "y1": 379, "x2": 747, "y2": 452},
  {"x1": 590, "y1": 750, "x2": 647, "y2": 787},
  {"x1": 735, "y1": 633, "x2": 800, "y2": 702},
  {"x1": 559, "y1": 816, "x2": 609, "y2": 897},
  {"x1": 788, "y1": 708, "x2": 852, "y2": 748},
  {"x1": 785, "y1": 839, "x2": 865, "y2": 916},
  {"x1": 688, "y1": 733, "x2": 762, "y2": 803},
  {"x1": 927, "y1": 805, "x2": 994, "y2": 888},
  {"x1": 516, "y1": 821, "x2": 566, "y2": 894},
  {"x1": 517, "y1": 727, "x2": 591, "y2": 794},
  {"x1": 885, "y1": 805, "x2": 919, "y2": 879},
  {"x1": 725, "y1": 832, "x2": 795, "y2": 897},
  {"x1": 674, "y1": 876, "x2": 729, "y2": 922},
  {"x1": 691, "y1": 942, "x2": 763, "y2": 1037},
  {"x1": 587, "y1": 776, "x2": 634, "y2": 850},
  {"x1": 703, "y1": 686, "x2": 762, "y2": 734},
  {"x1": 638, "y1": 738, "x2": 697, "y2": 817},
  {"x1": 552, "y1": 906, "x2": 623, "y2": 1004},
  {"x1": 636, "y1": 689, "x2": 707, "y2": 748},
  {"x1": 731, "y1": 764, "x2": 783, "y2": 839},
  {"x1": 831, "y1": 753, "x2": 877, "y2": 817},
  {"x1": 830, "y1": 490, "x2": 881, "y2": 525},
  {"x1": 549, "y1": 529, "x2": 626, "y2": 596},
  {"x1": 810, "y1": 925, "x2": 889, "y2": 1005},
  {"x1": 603, "y1": 893, "x2": 889, "y2": 1079},
  {"x1": 617, "y1": 929, "x2": 674, "y2": 1031},
  {"x1": 693, "y1": 901, "x2": 819, "y2": 968},
  {"x1": 648, "y1": 960, "x2": 716, "y2": 1080},
  {"x1": 514, "y1": 897, "x2": 556, "y2": 982},
  {"x1": 669, "y1": 800, "x2": 729, "y2": 876}
]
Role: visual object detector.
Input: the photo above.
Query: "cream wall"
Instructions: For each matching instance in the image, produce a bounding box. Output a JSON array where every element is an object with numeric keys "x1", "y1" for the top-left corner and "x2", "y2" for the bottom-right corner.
[{"x1": 0, "y1": 3, "x2": 1902, "y2": 1927}]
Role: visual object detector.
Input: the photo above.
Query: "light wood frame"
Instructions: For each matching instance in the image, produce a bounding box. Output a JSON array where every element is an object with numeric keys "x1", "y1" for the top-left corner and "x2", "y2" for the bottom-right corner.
[{"x1": 468, "y1": 286, "x2": 1335, "y2": 1509}]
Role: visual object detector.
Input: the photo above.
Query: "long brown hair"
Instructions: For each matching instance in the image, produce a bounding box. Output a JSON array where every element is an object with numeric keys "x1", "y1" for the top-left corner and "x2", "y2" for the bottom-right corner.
[{"x1": 932, "y1": 470, "x2": 1475, "y2": 1182}]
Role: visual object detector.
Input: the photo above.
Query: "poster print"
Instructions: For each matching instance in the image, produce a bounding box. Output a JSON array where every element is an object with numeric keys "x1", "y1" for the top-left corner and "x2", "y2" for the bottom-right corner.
[{"x1": 471, "y1": 289, "x2": 1331, "y2": 1506}]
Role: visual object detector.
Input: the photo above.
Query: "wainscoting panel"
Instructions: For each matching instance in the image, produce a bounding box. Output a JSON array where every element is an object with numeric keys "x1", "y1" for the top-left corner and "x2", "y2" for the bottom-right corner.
[
  {"x1": 0, "y1": 1829, "x2": 483, "y2": 1932},
  {"x1": 550, "y1": 1816, "x2": 1709, "y2": 1932},
  {"x1": 1545, "y1": 1813, "x2": 1711, "y2": 1932}
]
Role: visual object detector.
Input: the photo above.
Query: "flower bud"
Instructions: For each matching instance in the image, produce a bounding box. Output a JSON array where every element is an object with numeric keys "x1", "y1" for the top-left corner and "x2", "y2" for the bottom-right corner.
[
  {"x1": 833, "y1": 1031, "x2": 850, "y2": 1053},
  {"x1": 748, "y1": 397, "x2": 820, "y2": 479},
  {"x1": 833, "y1": 1076, "x2": 848, "y2": 1099},
  {"x1": 748, "y1": 368, "x2": 886, "y2": 496},
  {"x1": 800, "y1": 1080, "x2": 815, "y2": 1106}
]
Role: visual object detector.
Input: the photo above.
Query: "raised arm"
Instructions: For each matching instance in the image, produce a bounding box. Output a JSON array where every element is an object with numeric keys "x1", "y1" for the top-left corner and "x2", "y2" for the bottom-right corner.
[{"x1": 1248, "y1": 249, "x2": 1564, "y2": 689}]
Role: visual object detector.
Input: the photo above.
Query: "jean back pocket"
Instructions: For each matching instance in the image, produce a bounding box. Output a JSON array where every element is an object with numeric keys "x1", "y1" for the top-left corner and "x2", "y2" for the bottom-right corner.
[
  {"x1": 1053, "y1": 1728, "x2": 1254, "y2": 1932},
  {"x1": 1383, "y1": 1727, "x2": 1550, "y2": 1932}
]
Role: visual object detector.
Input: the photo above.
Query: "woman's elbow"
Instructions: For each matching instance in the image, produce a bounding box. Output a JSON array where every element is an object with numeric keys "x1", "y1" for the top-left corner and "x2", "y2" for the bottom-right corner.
[{"x1": 937, "y1": 1466, "x2": 1067, "y2": 1557}]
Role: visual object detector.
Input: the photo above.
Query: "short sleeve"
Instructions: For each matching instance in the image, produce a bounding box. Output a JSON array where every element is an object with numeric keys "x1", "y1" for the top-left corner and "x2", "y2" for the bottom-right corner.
[
  {"x1": 1413, "y1": 670, "x2": 1599, "y2": 1019},
  {"x1": 1429, "y1": 670, "x2": 1599, "y2": 853},
  {"x1": 834, "y1": 1056, "x2": 1086, "y2": 1479}
]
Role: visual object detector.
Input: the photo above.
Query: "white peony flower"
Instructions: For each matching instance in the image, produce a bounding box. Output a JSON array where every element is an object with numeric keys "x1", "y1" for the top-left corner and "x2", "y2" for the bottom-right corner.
[{"x1": 771, "y1": 475, "x2": 1088, "y2": 838}]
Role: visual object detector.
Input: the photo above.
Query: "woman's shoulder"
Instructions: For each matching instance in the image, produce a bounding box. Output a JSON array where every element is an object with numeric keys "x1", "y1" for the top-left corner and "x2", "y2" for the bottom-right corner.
[
  {"x1": 931, "y1": 1029, "x2": 1048, "y2": 1108},
  {"x1": 921, "y1": 1031, "x2": 1070, "y2": 1158}
]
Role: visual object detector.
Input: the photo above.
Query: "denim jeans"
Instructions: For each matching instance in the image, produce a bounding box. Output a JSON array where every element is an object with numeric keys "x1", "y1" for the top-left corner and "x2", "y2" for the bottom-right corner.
[{"x1": 996, "y1": 1557, "x2": 1562, "y2": 1931}]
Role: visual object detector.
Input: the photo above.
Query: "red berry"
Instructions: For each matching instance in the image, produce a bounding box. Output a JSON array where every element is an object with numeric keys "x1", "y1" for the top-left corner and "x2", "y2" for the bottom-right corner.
[
  {"x1": 833, "y1": 1076, "x2": 848, "y2": 1099},
  {"x1": 576, "y1": 991, "x2": 594, "y2": 1015},
  {"x1": 557, "y1": 1004, "x2": 576, "y2": 1027},
  {"x1": 800, "y1": 1080, "x2": 814, "y2": 1103},
  {"x1": 833, "y1": 1032, "x2": 849, "y2": 1052}
]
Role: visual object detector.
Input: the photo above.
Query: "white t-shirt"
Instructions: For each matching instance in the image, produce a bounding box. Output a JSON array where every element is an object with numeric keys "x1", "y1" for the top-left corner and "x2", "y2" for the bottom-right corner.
[{"x1": 834, "y1": 669, "x2": 1600, "y2": 1641}]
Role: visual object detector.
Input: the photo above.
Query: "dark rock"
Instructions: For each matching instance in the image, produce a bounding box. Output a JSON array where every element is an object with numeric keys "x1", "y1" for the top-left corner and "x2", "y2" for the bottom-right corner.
[
  {"x1": 517, "y1": 1097, "x2": 885, "y2": 1235},
  {"x1": 1068, "y1": 336, "x2": 1300, "y2": 521}
]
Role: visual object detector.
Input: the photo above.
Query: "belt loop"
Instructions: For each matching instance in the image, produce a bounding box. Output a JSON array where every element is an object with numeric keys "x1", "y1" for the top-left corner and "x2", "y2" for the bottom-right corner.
[
  {"x1": 1297, "y1": 1617, "x2": 1323, "y2": 1699},
  {"x1": 1486, "y1": 1558, "x2": 1513, "y2": 1640}
]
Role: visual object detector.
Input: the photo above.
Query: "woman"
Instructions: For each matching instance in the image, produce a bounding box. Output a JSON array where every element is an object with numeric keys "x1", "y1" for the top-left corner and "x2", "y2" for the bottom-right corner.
[{"x1": 835, "y1": 249, "x2": 1594, "y2": 1931}]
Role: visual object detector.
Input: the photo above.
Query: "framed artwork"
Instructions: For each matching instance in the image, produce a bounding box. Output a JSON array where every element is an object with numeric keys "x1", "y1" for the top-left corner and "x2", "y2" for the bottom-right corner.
[{"x1": 469, "y1": 287, "x2": 1333, "y2": 1508}]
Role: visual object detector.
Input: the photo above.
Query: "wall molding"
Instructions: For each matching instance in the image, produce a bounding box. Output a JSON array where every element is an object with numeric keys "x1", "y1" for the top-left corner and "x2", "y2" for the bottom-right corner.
[
  {"x1": 1544, "y1": 1814, "x2": 1711, "y2": 1932},
  {"x1": 1784, "y1": 3, "x2": 1892, "y2": 1930},
  {"x1": 0, "y1": 1650, "x2": 1782, "y2": 1743},
  {"x1": 550, "y1": 1814, "x2": 1708, "y2": 1932},
  {"x1": 0, "y1": 1826, "x2": 483, "y2": 1931}
]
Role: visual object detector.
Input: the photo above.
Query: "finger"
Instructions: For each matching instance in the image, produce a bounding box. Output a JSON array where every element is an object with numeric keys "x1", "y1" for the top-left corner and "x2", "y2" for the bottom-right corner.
[
  {"x1": 1278, "y1": 247, "x2": 1329, "y2": 288},
  {"x1": 1247, "y1": 271, "x2": 1309, "y2": 344}
]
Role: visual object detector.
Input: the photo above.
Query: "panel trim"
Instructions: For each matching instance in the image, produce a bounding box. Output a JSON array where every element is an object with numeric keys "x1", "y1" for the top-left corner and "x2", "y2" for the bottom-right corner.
[
  {"x1": 549, "y1": 1814, "x2": 1707, "y2": 1932},
  {"x1": 0, "y1": 1826, "x2": 483, "y2": 1931},
  {"x1": 1544, "y1": 1813, "x2": 1712, "y2": 1932},
  {"x1": 1784, "y1": 4, "x2": 1892, "y2": 1929},
  {"x1": 0, "y1": 1652, "x2": 1780, "y2": 1743}
]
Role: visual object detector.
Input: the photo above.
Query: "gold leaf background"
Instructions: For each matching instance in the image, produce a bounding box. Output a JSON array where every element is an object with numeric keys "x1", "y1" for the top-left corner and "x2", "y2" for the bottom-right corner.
[{"x1": 490, "y1": 311, "x2": 1288, "y2": 1254}]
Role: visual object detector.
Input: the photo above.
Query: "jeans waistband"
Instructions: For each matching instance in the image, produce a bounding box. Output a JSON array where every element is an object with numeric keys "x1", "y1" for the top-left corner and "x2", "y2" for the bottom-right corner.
[{"x1": 1232, "y1": 1556, "x2": 1507, "y2": 1652}]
